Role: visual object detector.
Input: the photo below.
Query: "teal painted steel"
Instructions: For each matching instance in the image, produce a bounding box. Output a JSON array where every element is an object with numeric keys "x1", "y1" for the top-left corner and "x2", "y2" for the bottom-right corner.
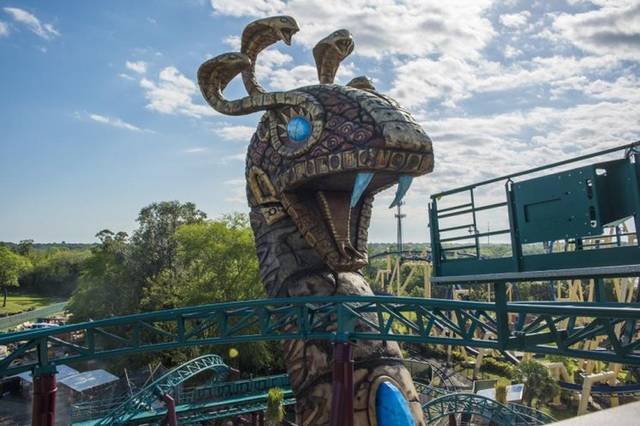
[
  {"x1": 178, "y1": 374, "x2": 290, "y2": 404},
  {"x1": 422, "y1": 393, "x2": 544, "y2": 425},
  {"x1": 73, "y1": 394, "x2": 297, "y2": 426},
  {"x1": 70, "y1": 374, "x2": 291, "y2": 423},
  {"x1": 429, "y1": 142, "x2": 640, "y2": 279},
  {"x1": 512, "y1": 164, "x2": 606, "y2": 244},
  {"x1": 97, "y1": 354, "x2": 229, "y2": 425},
  {"x1": 2, "y1": 295, "x2": 640, "y2": 379},
  {"x1": 418, "y1": 384, "x2": 555, "y2": 425}
]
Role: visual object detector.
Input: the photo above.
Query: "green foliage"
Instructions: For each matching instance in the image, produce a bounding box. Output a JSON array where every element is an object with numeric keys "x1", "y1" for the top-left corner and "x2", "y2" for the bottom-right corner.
[
  {"x1": 20, "y1": 249, "x2": 90, "y2": 297},
  {"x1": 513, "y1": 359, "x2": 559, "y2": 407},
  {"x1": 266, "y1": 387, "x2": 285, "y2": 425},
  {"x1": 0, "y1": 246, "x2": 32, "y2": 307},
  {"x1": 66, "y1": 232, "x2": 134, "y2": 320},
  {"x1": 481, "y1": 357, "x2": 515, "y2": 379},
  {"x1": 130, "y1": 201, "x2": 207, "y2": 279},
  {"x1": 67, "y1": 203, "x2": 279, "y2": 374},
  {"x1": 544, "y1": 355, "x2": 579, "y2": 377},
  {"x1": 495, "y1": 381, "x2": 508, "y2": 404}
]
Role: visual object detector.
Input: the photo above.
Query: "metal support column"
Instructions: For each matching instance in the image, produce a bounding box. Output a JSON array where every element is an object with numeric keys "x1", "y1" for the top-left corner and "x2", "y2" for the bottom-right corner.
[
  {"x1": 31, "y1": 366, "x2": 57, "y2": 426},
  {"x1": 330, "y1": 341, "x2": 354, "y2": 426},
  {"x1": 593, "y1": 278, "x2": 606, "y2": 303},
  {"x1": 495, "y1": 281, "x2": 509, "y2": 350},
  {"x1": 448, "y1": 413, "x2": 457, "y2": 426},
  {"x1": 161, "y1": 394, "x2": 178, "y2": 426}
]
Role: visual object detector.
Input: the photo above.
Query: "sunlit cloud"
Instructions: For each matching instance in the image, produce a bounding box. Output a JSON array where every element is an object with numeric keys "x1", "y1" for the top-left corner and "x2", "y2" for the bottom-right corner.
[{"x1": 3, "y1": 7, "x2": 59, "y2": 40}]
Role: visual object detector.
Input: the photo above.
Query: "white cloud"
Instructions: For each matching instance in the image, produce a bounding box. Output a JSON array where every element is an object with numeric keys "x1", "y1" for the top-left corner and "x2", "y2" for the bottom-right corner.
[
  {"x1": 126, "y1": 60, "x2": 147, "y2": 74},
  {"x1": 245, "y1": 47, "x2": 357, "y2": 91},
  {"x1": 223, "y1": 177, "x2": 246, "y2": 203},
  {"x1": 0, "y1": 21, "x2": 8, "y2": 37},
  {"x1": 214, "y1": 125, "x2": 255, "y2": 141},
  {"x1": 86, "y1": 113, "x2": 154, "y2": 133},
  {"x1": 390, "y1": 53, "x2": 620, "y2": 108},
  {"x1": 551, "y1": 2, "x2": 640, "y2": 60},
  {"x1": 184, "y1": 147, "x2": 209, "y2": 153},
  {"x1": 140, "y1": 66, "x2": 217, "y2": 118},
  {"x1": 211, "y1": 0, "x2": 495, "y2": 59},
  {"x1": 504, "y1": 45, "x2": 522, "y2": 59},
  {"x1": 119, "y1": 73, "x2": 135, "y2": 81},
  {"x1": 499, "y1": 11, "x2": 531, "y2": 29},
  {"x1": 223, "y1": 35, "x2": 241, "y2": 49},
  {"x1": 221, "y1": 152, "x2": 246, "y2": 163},
  {"x1": 3, "y1": 7, "x2": 59, "y2": 40},
  {"x1": 205, "y1": 0, "x2": 640, "y2": 243},
  {"x1": 224, "y1": 178, "x2": 245, "y2": 185}
]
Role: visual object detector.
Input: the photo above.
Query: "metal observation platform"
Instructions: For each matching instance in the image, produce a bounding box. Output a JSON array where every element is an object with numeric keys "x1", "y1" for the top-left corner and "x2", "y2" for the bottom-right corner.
[{"x1": 1, "y1": 142, "x2": 639, "y2": 425}]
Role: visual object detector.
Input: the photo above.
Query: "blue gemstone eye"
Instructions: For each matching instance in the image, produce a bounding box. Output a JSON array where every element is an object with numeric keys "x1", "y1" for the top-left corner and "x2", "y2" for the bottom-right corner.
[{"x1": 287, "y1": 116, "x2": 312, "y2": 143}]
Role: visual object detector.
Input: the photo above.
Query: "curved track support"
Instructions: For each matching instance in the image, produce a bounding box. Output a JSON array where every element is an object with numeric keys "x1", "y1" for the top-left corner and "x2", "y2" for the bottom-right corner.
[
  {"x1": 422, "y1": 393, "x2": 546, "y2": 425},
  {"x1": 97, "y1": 354, "x2": 229, "y2": 425}
]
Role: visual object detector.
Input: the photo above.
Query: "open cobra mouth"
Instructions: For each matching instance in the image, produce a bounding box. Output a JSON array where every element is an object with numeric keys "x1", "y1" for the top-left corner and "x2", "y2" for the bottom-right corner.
[
  {"x1": 278, "y1": 148, "x2": 433, "y2": 272},
  {"x1": 278, "y1": 28, "x2": 295, "y2": 45}
]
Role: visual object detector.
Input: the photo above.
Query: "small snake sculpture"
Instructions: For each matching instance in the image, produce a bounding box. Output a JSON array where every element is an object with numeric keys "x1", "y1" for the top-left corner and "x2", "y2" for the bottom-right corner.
[{"x1": 198, "y1": 16, "x2": 434, "y2": 425}]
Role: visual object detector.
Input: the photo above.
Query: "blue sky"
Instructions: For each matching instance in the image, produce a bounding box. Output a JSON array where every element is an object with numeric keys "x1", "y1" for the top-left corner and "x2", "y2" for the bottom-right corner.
[{"x1": 0, "y1": 0, "x2": 638, "y2": 243}]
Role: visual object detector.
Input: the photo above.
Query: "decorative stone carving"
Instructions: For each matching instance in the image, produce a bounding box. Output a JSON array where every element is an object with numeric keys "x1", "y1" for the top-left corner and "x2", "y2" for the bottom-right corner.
[{"x1": 198, "y1": 16, "x2": 434, "y2": 425}]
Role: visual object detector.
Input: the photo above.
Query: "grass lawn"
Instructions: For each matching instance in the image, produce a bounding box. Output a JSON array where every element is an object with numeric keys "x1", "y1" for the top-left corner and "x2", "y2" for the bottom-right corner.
[{"x1": 0, "y1": 294, "x2": 65, "y2": 315}]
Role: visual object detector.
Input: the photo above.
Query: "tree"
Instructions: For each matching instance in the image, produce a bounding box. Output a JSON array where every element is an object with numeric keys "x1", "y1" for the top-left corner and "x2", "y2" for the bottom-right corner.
[
  {"x1": 130, "y1": 201, "x2": 206, "y2": 279},
  {"x1": 68, "y1": 202, "x2": 206, "y2": 321},
  {"x1": 513, "y1": 359, "x2": 559, "y2": 407},
  {"x1": 66, "y1": 205, "x2": 281, "y2": 374},
  {"x1": 19, "y1": 249, "x2": 90, "y2": 297},
  {"x1": 0, "y1": 246, "x2": 31, "y2": 307},
  {"x1": 66, "y1": 230, "x2": 133, "y2": 320},
  {"x1": 265, "y1": 388, "x2": 285, "y2": 425},
  {"x1": 140, "y1": 215, "x2": 276, "y2": 373},
  {"x1": 16, "y1": 239, "x2": 34, "y2": 257}
]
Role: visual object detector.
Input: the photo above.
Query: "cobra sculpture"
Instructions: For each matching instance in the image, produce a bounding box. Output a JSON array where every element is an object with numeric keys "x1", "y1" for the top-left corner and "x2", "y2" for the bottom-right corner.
[{"x1": 198, "y1": 16, "x2": 434, "y2": 425}]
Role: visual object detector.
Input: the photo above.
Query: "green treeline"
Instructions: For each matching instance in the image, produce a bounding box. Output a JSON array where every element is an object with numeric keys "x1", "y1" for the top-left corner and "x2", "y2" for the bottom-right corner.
[
  {"x1": 0, "y1": 239, "x2": 91, "y2": 305},
  {"x1": 65, "y1": 201, "x2": 280, "y2": 374},
  {"x1": 1, "y1": 201, "x2": 282, "y2": 373}
]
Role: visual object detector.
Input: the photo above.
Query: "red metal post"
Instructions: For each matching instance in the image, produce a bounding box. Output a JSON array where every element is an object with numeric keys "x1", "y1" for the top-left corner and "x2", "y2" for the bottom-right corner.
[
  {"x1": 330, "y1": 341, "x2": 354, "y2": 426},
  {"x1": 31, "y1": 372, "x2": 57, "y2": 426},
  {"x1": 161, "y1": 394, "x2": 178, "y2": 426}
]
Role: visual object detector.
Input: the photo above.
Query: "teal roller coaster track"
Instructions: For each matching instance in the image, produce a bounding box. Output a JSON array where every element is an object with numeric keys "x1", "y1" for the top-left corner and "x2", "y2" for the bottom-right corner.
[
  {"x1": 3, "y1": 142, "x2": 639, "y2": 426},
  {"x1": 2, "y1": 294, "x2": 640, "y2": 380}
]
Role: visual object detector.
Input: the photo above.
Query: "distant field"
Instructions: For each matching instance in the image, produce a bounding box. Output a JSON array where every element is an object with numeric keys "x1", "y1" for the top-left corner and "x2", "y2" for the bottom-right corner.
[{"x1": 0, "y1": 294, "x2": 65, "y2": 315}]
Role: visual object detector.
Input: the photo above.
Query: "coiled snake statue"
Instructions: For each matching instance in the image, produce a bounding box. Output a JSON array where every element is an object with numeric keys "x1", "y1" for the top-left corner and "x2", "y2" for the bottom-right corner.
[{"x1": 198, "y1": 16, "x2": 434, "y2": 425}]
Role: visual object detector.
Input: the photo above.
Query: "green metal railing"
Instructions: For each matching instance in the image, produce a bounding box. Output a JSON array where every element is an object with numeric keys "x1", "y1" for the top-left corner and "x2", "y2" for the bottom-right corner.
[
  {"x1": 429, "y1": 141, "x2": 640, "y2": 279},
  {"x1": 2, "y1": 295, "x2": 640, "y2": 379},
  {"x1": 0, "y1": 301, "x2": 67, "y2": 331}
]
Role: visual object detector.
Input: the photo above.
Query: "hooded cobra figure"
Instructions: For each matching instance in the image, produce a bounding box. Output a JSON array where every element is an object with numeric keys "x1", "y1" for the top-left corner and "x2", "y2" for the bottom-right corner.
[{"x1": 198, "y1": 16, "x2": 434, "y2": 425}]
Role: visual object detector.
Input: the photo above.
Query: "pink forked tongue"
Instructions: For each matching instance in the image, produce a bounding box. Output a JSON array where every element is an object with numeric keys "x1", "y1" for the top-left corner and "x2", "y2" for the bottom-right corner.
[{"x1": 316, "y1": 191, "x2": 361, "y2": 259}]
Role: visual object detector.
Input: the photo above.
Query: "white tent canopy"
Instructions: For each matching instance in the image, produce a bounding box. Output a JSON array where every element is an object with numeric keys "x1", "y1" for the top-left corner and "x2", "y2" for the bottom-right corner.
[
  {"x1": 476, "y1": 383, "x2": 524, "y2": 403},
  {"x1": 58, "y1": 369, "x2": 119, "y2": 393},
  {"x1": 15, "y1": 364, "x2": 79, "y2": 384}
]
